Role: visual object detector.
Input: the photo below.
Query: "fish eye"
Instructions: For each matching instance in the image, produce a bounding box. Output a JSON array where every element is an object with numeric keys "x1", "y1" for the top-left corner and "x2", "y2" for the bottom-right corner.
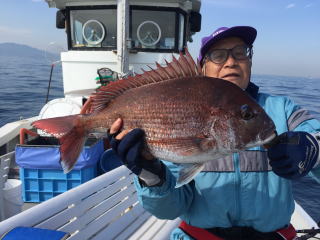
[{"x1": 240, "y1": 104, "x2": 255, "y2": 120}]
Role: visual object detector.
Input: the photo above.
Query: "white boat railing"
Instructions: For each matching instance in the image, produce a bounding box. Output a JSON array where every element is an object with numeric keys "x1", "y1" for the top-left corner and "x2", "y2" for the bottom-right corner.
[
  {"x1": 0, "y1": 117, "x2": 37, "y2": 148},
  {"x1": 0, "y1": 166, "x2": 180, "y2": 240}
]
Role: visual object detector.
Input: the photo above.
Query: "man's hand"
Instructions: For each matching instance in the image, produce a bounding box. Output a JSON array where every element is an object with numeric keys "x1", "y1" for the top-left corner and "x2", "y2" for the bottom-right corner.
[
  {"x1": 107, "y1": 118, "x2": 165, "y2": 186},
  {"x1": 267, "y1": 131, "x2": 319, "y2": 179}
]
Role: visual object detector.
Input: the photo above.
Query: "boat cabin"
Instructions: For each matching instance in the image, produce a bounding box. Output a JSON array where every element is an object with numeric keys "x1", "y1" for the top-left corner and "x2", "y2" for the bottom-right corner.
[{"x1": 47, "y1": 0, "x2": 201, "y2": 98}]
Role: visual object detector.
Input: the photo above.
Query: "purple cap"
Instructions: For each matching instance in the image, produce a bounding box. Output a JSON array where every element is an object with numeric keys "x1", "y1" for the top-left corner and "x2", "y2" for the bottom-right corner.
[{"x1": 198, "y1": 26, "x2": 257, "y2": 65}]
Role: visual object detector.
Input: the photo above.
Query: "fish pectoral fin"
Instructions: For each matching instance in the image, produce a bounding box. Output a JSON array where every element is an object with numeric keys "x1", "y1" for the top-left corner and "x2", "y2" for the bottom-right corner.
[{"x1": 175, "y1": 163, "x2": 205, "y2": 188}]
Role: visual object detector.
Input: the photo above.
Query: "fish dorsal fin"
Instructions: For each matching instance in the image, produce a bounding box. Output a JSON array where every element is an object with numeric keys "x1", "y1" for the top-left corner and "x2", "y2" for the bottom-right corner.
[{"x1": 91, "y1": 48, "x2": 202, "y2": 112}]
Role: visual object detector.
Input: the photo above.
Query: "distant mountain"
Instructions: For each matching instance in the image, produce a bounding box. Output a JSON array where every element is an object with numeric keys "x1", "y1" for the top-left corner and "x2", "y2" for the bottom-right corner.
[{"x1": 0, "y1": 42, "x2": 58, "y2": 60}]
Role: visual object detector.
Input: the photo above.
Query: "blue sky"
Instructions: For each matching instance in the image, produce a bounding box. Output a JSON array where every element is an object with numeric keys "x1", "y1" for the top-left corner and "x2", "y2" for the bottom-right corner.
[{"x1": 1, "y1": 0, "x2": 319, "y2": 78}]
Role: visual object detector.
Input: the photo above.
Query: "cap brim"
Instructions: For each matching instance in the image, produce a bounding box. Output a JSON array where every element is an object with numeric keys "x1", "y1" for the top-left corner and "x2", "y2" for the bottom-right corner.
[{"x1": 201, "y1": 26, "x2": 257, "y2": 58}]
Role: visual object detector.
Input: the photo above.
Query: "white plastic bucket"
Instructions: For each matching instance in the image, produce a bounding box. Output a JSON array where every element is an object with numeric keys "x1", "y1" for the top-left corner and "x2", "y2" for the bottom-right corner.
[{"x1": 3, "y1": 179, "x2": 23, "y2": 218}]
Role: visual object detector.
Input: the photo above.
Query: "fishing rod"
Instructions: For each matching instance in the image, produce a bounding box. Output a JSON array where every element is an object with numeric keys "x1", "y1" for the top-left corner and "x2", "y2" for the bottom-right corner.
[
  {"x1": 45, "y1": 60, "x2": 61, "y2": 104},
  {"x1": 296, "y1": 222, "x2": 320, "y2": 240},
  {"x1": 44, "y1": 42, "x2": 65, "y2": 103},
  {"x1": 296, "y1": 230, "x2": 320, "y2": 240}
]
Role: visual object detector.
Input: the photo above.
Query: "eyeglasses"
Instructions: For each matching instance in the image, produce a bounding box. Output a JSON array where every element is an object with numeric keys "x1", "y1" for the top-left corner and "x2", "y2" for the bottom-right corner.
[{"x1": 205, "y1": 45, "x2": 253, "y2": 64}]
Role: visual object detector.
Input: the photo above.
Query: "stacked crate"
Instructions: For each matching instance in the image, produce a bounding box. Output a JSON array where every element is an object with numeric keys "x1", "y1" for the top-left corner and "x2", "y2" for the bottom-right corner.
[{"x1": 16, "y1": 137, "x2": 104, "y2": 202}]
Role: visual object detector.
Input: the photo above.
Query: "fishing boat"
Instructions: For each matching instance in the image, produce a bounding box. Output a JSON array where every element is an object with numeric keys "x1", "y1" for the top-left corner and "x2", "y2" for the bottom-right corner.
[{"x1": 0, "y1": 0, "x2": 318, "y2": 239}]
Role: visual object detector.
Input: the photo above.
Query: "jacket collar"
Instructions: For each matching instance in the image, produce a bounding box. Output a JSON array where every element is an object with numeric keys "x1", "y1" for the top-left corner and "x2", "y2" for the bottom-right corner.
[{"x1": 245, "y1": 82, "x2": 259, "y2": 100}]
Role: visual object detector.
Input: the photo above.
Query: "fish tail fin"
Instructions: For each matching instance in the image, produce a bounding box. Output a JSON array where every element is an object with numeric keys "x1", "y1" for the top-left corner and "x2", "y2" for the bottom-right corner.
[
  {"x1": 59, "y1": 129, "x2": 86, "y2": 173},
  {"x1": 32, "y1": 114, "x2": 87, "y2": 173}
]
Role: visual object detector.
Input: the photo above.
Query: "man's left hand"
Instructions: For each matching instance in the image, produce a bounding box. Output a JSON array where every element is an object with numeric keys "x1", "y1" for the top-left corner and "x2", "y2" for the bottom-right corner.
[{"x1": 267, "y1": 131, "x2": 319, "y2": 179}]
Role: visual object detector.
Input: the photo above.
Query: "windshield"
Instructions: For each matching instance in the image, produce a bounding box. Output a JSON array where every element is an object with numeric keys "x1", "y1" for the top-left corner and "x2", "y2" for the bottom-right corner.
[
  {"x1": 67, "y1": 7, "x2": 185, "y2": 52},
  {"x1": 70, "y1": 8, "x2": 117, "y2": 49},
  {"x1": 131, "y1": 8, "x2": 185, "y2": 51}
]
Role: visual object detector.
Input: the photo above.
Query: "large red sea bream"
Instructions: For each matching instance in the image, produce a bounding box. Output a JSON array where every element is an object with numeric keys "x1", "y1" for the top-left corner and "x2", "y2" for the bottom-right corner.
[{"x1": 32, "y1": 49, "x2": 276, "y2": 186}]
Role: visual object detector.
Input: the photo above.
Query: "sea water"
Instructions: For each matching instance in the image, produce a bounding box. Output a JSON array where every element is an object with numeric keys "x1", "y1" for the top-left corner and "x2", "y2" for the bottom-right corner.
[
  {"x1": 254, "y1": 74, "x2": 320, "y2": 223},
  {"x1": 0, "y1": 56, "x2": 319, "y2": 222}
]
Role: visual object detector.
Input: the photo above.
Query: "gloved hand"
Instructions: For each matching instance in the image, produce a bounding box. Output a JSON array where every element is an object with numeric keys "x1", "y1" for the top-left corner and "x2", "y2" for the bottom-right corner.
[
  {"x1": 267, "y1": 131, "x2": 319, "y2": 179},
  {"x1": 107, "y1": 119, "x2": 165, "y2": 186}
]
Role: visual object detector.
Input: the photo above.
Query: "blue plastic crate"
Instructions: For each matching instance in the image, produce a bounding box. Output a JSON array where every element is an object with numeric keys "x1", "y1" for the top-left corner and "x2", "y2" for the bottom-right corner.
[
  {"x1": 20, "y1": 166, "x2": 96, "y2": 202},
  {"x1": 16, "y1": 137, "x2": 104, "y2": 170}
]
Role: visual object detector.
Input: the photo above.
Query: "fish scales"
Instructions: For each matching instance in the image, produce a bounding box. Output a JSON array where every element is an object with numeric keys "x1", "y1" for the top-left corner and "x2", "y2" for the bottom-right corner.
[{"x1": 95, "y1": 78, "x2": 212, "y2": 140}]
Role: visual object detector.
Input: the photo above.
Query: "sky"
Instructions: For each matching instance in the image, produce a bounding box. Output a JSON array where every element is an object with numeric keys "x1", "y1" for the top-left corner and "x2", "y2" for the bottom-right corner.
[{"x1": 0, "y1": 0, "x2": 320, "y2": 78}]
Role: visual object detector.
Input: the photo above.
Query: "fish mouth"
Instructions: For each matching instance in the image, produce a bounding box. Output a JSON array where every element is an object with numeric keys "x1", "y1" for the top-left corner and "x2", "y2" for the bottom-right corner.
[{"x1": 260, "y1": 131, "x2": 277, "y2": 145}]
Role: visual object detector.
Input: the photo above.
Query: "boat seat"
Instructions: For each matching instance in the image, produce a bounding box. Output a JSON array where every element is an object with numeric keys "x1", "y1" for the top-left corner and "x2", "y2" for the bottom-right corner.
[{"x1": 0, "y1": 166, "x2": 180, "y2": 240}]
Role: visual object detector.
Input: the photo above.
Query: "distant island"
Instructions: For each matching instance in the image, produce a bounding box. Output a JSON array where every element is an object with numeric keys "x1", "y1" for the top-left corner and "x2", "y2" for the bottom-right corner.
[{"x1": 0, "y1": 42, "x2": 59, "y2": 60}]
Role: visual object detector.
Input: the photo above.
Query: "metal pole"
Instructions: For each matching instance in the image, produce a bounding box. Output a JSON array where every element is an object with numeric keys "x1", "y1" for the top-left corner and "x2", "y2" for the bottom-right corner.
[{"x1": 117, "y1": 0, "x2": 129, "y2": 75}]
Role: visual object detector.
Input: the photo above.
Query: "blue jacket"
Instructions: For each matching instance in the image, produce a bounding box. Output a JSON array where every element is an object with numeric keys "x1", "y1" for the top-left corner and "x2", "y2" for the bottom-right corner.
[{"x1": 134, "y1": 83, "x2": 320, "y2": 239}]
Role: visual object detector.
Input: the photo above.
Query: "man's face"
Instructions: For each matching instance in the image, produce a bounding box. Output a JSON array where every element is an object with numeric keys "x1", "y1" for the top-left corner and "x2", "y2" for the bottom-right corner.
[{"x1": 203, "y1": 37, "x2": 252, "y2": 89}]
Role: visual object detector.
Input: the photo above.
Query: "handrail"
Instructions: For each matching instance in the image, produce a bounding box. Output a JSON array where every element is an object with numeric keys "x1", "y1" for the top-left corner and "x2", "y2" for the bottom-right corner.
[
  {"x1": 19, "y1": 128, "x2": 39, "y2": 145},
  {"x1": 0, "y1": 166, "x2": 132, "y2": 236},
  {"x1": 0, "y1": 117, "x2": 38, "y2": 147}
]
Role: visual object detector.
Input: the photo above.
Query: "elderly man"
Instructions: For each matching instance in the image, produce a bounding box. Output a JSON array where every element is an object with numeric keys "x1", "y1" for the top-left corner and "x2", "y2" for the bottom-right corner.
[{"x1": 107, "y1": 26, "x2": 320, "y2": 240}]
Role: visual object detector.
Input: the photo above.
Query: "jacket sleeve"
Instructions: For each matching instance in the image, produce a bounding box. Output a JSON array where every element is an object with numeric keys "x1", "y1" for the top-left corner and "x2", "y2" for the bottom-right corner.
[
  {"x1": 134, "y1": 161, "x2": 195, "y2": 220},
  {"x1": 284, "y1": 97, "x2": 320, "y2": 183}
]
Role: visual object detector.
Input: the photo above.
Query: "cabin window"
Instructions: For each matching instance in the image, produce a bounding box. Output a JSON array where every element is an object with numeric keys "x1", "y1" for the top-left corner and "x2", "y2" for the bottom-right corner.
[
  {"x1": 69, "y1": 8, "x2": 117, "y2": 49},
  {"x1": 66, "y1": 6, "x2": 186, "y2": 52},
  {"x1": 130, "y1": 7, "x2": 186, "y2": 52}
]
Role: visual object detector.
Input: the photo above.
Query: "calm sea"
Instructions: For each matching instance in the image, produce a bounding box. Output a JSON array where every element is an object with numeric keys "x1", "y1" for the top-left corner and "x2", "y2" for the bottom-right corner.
[{"x1": 0, "y1": 56, "x2": 319, "y2": 223}]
